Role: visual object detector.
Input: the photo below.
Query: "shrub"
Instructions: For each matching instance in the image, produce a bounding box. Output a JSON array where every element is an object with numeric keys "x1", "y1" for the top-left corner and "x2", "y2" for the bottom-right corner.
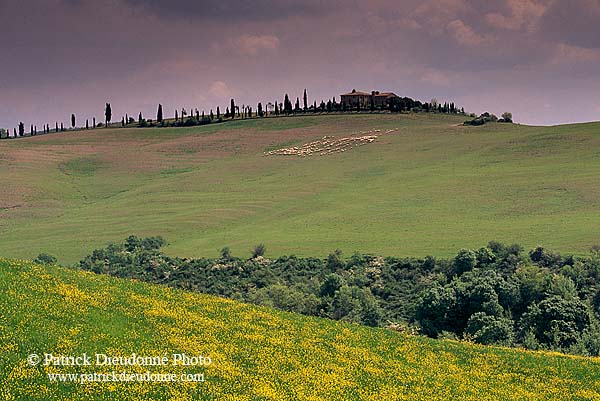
[
  {"x1": 252, "y1": 244, "x2": 266, "y2": 258},
  {"x1": 454, "y1": 249, "x2": 476, "y2": 275},
  {"x1": 501, "y1": 112, "x2": 513, "y2": 123},
  {"x1": 34, "y1": 253, "x2": 57, "y2": 265},
  {"x1": 520, "y1": 296, "x2": 590, "y2": 348},
  {"x1": 465, "y1": 312, "x2": 514, "y2": 345},
  {"x1": 220, "y1": 247, "x2": 232, "y2": 261},
  {"x1": 320, "y1": 273, "x2": 345, "y2": 297}
]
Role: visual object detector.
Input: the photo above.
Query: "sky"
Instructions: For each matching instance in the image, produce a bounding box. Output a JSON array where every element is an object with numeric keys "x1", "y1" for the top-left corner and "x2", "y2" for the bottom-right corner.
[{"x1": 1, "y1": 0, "x2": 599, "y2": 128}]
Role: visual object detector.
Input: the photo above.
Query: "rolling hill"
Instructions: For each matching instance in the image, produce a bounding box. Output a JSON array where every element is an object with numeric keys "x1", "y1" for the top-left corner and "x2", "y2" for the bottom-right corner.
[
  {"x1": 2, "y1": 258, "x2": 600, "y2": 400},
  {"x1": 1, "y1": 113, "x2": 600, "y2": 264}
]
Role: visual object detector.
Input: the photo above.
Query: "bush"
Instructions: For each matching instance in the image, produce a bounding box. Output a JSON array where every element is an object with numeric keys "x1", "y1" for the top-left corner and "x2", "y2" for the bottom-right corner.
[
  {"x1": 465, "y1": 312, "x2": 514, "y2": 345},
  {"x1": 520, "y1": 296, "x2": 590, "y2": 348},
  {"x1": 501, "y1": 112, "x2": 513, "y2": 123},
  {"x1": 220, "y1": 246, "x2": 232, "y2": 261},
  {"x1": 454, "y1": 249, "x2": 477, "y2": 275},
  {"x1": 34, "y1": 253, "x2": 57, "y2": 265},
  {"x1": 252, "y1": 244, "x2": 266, "y2": 258},
  {"x1": 320, "y1": 273, "x2": 345, "y2": 297}
]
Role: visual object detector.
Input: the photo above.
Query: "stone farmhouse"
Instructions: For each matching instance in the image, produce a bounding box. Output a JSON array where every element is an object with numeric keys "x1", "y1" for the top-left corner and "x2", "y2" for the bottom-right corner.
[{"x1": 340, "y1": 89, "x2": 400, "y2": 110}]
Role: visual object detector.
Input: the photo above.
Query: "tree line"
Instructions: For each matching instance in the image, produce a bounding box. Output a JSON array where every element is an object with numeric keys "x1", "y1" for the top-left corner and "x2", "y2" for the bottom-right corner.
[
  {"x1": 1, "y1": 89, "x2": 467, "y2": 139},
  {"x1": 68, "y1": 236, "x2": 600, "y2": 357}
]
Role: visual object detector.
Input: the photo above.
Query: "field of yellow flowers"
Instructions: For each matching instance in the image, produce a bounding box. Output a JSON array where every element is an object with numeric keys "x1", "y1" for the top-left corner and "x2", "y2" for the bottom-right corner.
[{"x1": 1, "y1": 258, "x2": 600, "y2": 400}]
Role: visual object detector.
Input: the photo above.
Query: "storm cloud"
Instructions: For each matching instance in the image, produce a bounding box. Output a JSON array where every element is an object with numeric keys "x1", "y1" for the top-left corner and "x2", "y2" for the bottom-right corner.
[{"x1": 0, "y1": 0, "x2": 599, "y2": 128}]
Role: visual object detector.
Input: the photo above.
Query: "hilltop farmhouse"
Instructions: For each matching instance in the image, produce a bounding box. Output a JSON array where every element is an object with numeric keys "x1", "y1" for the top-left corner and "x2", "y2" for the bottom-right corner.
[{"x1": 340, "y1": 89, "x2": 400, "y2": 110}]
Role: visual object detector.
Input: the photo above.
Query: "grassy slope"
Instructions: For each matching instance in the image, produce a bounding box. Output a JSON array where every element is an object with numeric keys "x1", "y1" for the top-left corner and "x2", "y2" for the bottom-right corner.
[
  {"x1": 1, "y1": 258, "x2": 600, "y2": 400},
  {"x1": 1, "y1": 114, "x2": 600, "y2": 264}
]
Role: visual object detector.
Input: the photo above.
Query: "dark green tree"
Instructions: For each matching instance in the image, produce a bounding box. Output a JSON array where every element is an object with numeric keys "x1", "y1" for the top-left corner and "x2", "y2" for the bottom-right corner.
[
  {"x1": 303, "y1": 89, "x2": 308, "y2": 111},
  {"x1": 520, "y1": 296, "x2": 590, "y2": 348},
  {"x1": 230, "y1": 99, "x2": 235, "y2": 119},
  {"x1": 320, "y1": 273, "x2": 345, "y2": 297},
  {"x1": 105, "y1": 103, "x2": 112, "y2": 126},
  {"x1": 284, "y1": 94, "x2": 292, "y2": 114},
  {"x1": 71, "y1": 114, "x2": 75, "y2": 128},
  {"x1": 465, "y1": 312, "x2": 515, "y2": 345},
  {"x1": 454, "y1": 249, "x2": 477, "y2": 275},
  {"x1": 252, "y1": 244, "x2": 266, "y2": 258},
  {"x1": 157, "y1": 104, "x2": 163, "y2": 123}
]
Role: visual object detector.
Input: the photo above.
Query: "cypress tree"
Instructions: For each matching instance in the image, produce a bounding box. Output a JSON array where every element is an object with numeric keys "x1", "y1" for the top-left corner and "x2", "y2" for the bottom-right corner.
[
  {"x1": 157, "y1": 104, "x2": 163, "y2": 123},
  {"x1": 175, "y1": 109, "x2": 178, "y2": 122},
  {"x1": 60, "y1": 123, "x2": 64, "y2": 132},
  {"x1": 93, "y1": 117, "x2": 96, "y2": 128},
  {"x1": 122, "y1": 117, "x2": 125, "y2": 127},
  {"x1": 56, "y1": 122, "x2": 59, "y2": 132},
  {"x1": 217, "y1": 107, "x2": 221, "y2": 119},
  {"x1": 138, "y1": 112, "x2": 143, "y2": 124},
  {"x1": 295, "y1": 97, "x2": 300, "y2": 112},
  {"x1": 13, "y1": 128, "x2": 17, "y2": 138},
  {"x1": 274, "y1": 101, "x2": 279, "y2": 116},
  {"x1": 230, "y1": 99, "x2": 235, "y2": 119},
  {"x1": 105, "y1": 103, "x2": 112, "y2": 126},
  {"x1": 258, "y1": 102, "x2": 263, "y2": 117},
  {"x1": 30, "y1": 124, "x2": 34, "y2": 135},
  {"x1": 303, "y1": 89, "x2": 308, "y2": 111},
  {"x1": 71, "y1": 114, "x2": 75, "y2": 128},
  {"x1": 86, "y1": 119, "x2": 89, "y2": 129},
  {"x1": 210, "y1": 109, "x2": 214, "y2": 120}
]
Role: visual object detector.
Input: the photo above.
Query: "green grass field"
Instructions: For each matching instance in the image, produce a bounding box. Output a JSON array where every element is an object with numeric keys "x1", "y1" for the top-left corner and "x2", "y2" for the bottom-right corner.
[
  {"x1": 2, "y1": 258, "x2": 600, "y2": 400},
  {"x1": 2, "y1": 113, "x2": 600, "y2": 264}
]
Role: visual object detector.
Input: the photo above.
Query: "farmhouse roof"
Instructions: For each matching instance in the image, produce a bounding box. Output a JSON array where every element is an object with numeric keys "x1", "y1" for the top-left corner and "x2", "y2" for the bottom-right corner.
[
  {"x1": 374, "y1": 92, "x2": 398, "y2": 98},
  {"x1": 341, "y1": 89, "x2": 371, "y2": 96},
  {"x1": 340, "y1": 90, "x2": 399, "y2": 97}
]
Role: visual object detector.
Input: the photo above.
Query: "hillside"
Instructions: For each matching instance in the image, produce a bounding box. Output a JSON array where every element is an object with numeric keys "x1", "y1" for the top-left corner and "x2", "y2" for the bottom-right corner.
[
  {"x1": 1, "y1": 258, "x2": 600, "y2": 400},
  {"x1": 2, "y1": 114, "x2": 600, "y2": 263}
]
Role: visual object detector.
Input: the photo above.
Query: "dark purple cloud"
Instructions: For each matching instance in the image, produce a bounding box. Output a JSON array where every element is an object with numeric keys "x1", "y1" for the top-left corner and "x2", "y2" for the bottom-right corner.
[
  {"x1": 120, "y1": 0, "x2": 340, "y2": 20},
  {"x1": 540, "y1": 0, "x2": 600, "y2": 48},
  {"x1": 0, "y1": 0, "x2": 599, "y2": 129}
]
